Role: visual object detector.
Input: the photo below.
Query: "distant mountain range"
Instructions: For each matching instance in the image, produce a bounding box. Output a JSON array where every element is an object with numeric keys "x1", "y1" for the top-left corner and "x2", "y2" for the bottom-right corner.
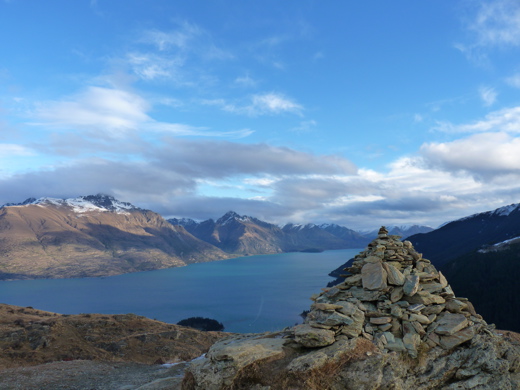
[
  {"x1": 170, "y1": 213, "x2": 371, "y2": 255},
  {"x1": 0, "y1": 193, "x2": 439, "y2": 280}
]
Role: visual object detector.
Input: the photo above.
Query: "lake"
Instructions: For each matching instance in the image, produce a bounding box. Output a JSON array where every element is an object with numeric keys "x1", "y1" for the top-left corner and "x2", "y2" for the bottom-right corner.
[{"x1": 0, "y1": 249, "x2": 360, "y2": 333}]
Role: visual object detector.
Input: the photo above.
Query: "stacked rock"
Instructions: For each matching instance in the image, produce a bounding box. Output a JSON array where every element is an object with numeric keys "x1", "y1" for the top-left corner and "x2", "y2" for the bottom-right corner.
[{"x1": 294, "y1": 226, "x2": 489, "y2": 357}]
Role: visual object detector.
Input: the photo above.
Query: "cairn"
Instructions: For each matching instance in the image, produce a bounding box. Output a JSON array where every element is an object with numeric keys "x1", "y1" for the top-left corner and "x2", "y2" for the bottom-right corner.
[{"x1": 294, "y1": 226, "x2": 489, "y2": 357}]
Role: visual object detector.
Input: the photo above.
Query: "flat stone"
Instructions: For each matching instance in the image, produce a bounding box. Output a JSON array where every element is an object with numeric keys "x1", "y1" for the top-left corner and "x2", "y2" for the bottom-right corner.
[
  {"x1": 409, "y1": 313, "x2": 430, "y2": 324},
  {"x1": 386, "y1": 337, "x2": 406, "y2": 352},
  {"x1": 390, "y1": 287, "x2": 404, "y2": 303},
  {"x1": 422, "y1": 304, "x2": 445, "y2": 315},
  {"x1": 361, "y1": 262, "x2": 388, "y2": 291},
  {"x1": 350, "y1": 287, "x2": 383, "y2": 301},
  {"x1": 445, "y1": 299, "x2": 467, "y2": 313},
  {"x1": 343, "y1": 274, "x2": 362, "y2": 286},
  {"x1": 307, "y1": 310, "x2": 354, "y2": 327},
  {"x1": 403, "y1": 333, "x2": 420, "y2": 357},
  {"x1": 364, "y1": 256, "x2": 383, "y2": 263},
  {"x1": 438, "y1": 326, "x2": 477, "y2": 350},
  {"x1": 438, "y1": 271, "x2": 448, "y2": 287},
  {"x1": 383, "y1": 263, "x2": 405, "y2": 286},
  {"x1": 370, "y1": 316, "x2": 392, "y2": 325},
  {"x1": 435, "y1": 313, "x2": 469, "y2": 336},
  {"x1": 405, "y1": 291, "x2": 446, "y2": 305},
  {"x1": 403, "y1": 275, "x2": 420, "y2": 296},
  {"x1": 312, "y1": 303, "x2": 343, "y2": 311},
  {"x1": 420, "y1": 282, "x2": 444, "y2": 294},
  {"x1": 294, "y1": 324, "x2": 336, "y2": 348},
  {"x1": 407, "y1": 303, "x2": 425, "y2": 312}
]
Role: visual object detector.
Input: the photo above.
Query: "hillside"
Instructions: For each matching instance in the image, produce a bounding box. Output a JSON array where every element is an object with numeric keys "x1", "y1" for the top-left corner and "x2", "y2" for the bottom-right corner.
[
  {"x1": 441, "y1": 240, "x2": 520, "y2": 332},
  {"x1": 408, "y1": 203, "x2": 520, "y2": 267},
  {"x1": 0, "y1": 195, "x2": 229, "y2": 280}
]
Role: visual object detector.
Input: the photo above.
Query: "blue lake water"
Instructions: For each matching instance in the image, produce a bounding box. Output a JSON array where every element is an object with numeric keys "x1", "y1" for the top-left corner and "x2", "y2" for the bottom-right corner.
[{"x1": 0, "y1": 249, "x2": 360, "y2": 333}]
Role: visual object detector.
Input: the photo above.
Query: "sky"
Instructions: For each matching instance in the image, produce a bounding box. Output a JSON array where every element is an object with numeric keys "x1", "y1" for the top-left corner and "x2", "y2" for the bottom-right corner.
[{"x1": 1, "y1": 0, "x2": 520, "y2": 230}]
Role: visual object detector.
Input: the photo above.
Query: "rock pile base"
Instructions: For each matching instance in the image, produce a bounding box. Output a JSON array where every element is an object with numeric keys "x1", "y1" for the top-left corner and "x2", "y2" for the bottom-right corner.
[
  {"x1": 295, "y1": 226, "x2": 487, "y2": 358},
  {"x1": 183, "y1": 227, "x2": 520, "y2": 390}
]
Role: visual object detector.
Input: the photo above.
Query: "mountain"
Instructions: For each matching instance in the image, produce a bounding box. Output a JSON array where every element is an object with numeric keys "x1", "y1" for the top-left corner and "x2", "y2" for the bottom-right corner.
[
  {"x1": 441, "y1": 238, "x2": 520, "y2": 332},
  {"x1": 171, "y1": 212, "x2": 369, "y2": 255},
  {"x1": 281, "y1": 223, "x2": 369, "y2": 251},
  {"x1": 0, "y1": 195, "x2": 229, "y2": 280},
  {"x1": 408, "y1": 203, "x2": 520, "y2": 267},
  {"x1": 358, "y1": 224, "x2": 434, "y2": 240},
  {"x1": 170, "y1": 211, "x2": 286, "y2": 255}
]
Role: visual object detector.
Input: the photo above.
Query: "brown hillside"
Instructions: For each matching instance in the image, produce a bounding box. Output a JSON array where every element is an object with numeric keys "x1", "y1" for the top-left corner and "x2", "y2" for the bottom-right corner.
[
  {"x1": 0, "y1": 203, "x2": 230, "y2": 279},
  {"x1": 0, "y1": 303, "x2": 227, "y2": 370}
]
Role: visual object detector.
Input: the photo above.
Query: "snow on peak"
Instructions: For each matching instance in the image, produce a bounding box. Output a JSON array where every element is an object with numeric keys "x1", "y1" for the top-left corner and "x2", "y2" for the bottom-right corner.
[
  {"x1": 217, "y1": 211, "x2": 251, "y2": 225},
  {"x1": 6, "y1": 194, "x2": 139, "y2": 215}
]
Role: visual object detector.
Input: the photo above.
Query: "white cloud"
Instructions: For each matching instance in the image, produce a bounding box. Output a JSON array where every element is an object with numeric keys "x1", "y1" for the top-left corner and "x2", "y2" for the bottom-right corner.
[
  {"x1": 505, "y1": 73, "x2": 520, "y2": 88},
  {"x1": 468, "y1": 0, "x2": 520, "y2": 48},
  {"x1": 421, "y1": 132, "x2": 520, "y2": 178},
  {"x1": 0, "y1": 144, "x2": 34, "y2": 156},
  {"x1": 207, "y1": 93, "x2": 303, "y2": 116},
  {"x1": 31, "y1": 86, "x2": 255, "y2": 139},
  {"x1": 478, "y1": 86, "x2": 498, "y2": 106},
  {"x1": 234, "y1": 74, "x2": 258, "y2": 88},
  {"x1": 434, "y1": 106, "x2": 520, "y2": 133},
  {"x1": 33, "y1": 86, "x2": 150, "y2": 136}
]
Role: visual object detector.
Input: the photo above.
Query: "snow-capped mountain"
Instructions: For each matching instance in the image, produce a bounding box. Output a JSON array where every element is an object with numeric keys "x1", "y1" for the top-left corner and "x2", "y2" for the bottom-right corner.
[
  {"x1": 358, "y1": 225, "x2": 434, "y2": 240},
  {"x1": 170, "y1": 212, "x2": 370, "y2": 255},
  {"x1": 2, "y1": 194, "x2": 141, "y2": 214},
  {"x1": 0, "y1": 195, "x2": 229, "y2": 280},
  {"x1": 408, "y1": 202, "x2": 520, "y2": 266}
]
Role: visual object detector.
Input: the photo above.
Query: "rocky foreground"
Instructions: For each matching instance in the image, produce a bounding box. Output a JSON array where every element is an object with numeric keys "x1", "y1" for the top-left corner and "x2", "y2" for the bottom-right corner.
[{"x1": 184, "y1": 227, "x2": 520, "y2": 389}]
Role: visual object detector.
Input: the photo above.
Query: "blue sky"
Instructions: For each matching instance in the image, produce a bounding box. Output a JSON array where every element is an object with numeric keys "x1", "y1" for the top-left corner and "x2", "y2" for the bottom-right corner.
[{"x1": 1, "y1": 0, "x2": 520, "y2": 229}]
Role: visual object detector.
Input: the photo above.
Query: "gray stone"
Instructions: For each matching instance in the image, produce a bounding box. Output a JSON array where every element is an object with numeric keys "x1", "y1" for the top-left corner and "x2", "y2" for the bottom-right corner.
[
  {"x1": 306, "y1": 310, "x2": 354, "y2": 327},
  {"x1": 294, "y1": 324, "x2": 336, "y2": 347},
  {"x1": 445, "y1": 299, "x2": 468, "y2": 313},
  {"x1": 409, "y1": 313, "x2": 430, "y2": 324},
  {"x1": 383, "y1": 263, "x2": 405, "y2": 286},
  {"x1": 350, "y1": 286, "x2": 383, "y2": 301},
  {"x1": 403, "y1": 274, "x2": 420, "y2": 296},
  {"x1": 369, "y1": 316, "x2": 392, "y2": 325},
  {"x1": 386, "y1": 337, "x2": 406, "y2": 352},
  {"x1": 435, "y1": 313, "x2": 469, "y2": 336},
  {"x1": 361, "y1": 262, "x2": 388, "y2": 291},
  {"x1": 405, "y1": 291, "x2": 446, "y2": 305},
  {"x1": 438, "y1": 326, "x2": 476, "y2": 350},
  {"x1": 407, "y1": 303, "x2": 425, "y2": 312},
  {"x1": 390, "y1": 287, "x2": 404, "y2": 303}
]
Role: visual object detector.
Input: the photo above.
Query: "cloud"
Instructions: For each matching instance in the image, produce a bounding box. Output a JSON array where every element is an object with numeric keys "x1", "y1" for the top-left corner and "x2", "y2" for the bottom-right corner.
[
  {"x1": 505, "y1": 73, "x2": 520, "y2": 88},
  {"x1": 149, "y1": 139, "x2": 357, "y2": 178},
  {"x1": 466, "y1": 0, "x2": 520, "y2": 48},
  {"x1": 30, "y1": 86, "x2": 253, "y2": 139},
  {"x1": 204, "y1": 93, "x2": 303, "y2": 116},
  {"x1": 127, "y1": 22, "x2": 232, "y2": 83},
  {"x1": 457, "y1": 0, "x2": 520, "y2": 65},
  {"x1": 0, "y1": 144, "x2": 34, "y2": 156},
  {"x1": 479, "y1": 86, "x2": 498, "y2": 106},
  {"x1": 421, "y1": 132, "x2": 520, "y2": 179},
  {"x1": 434, "y1": 106, "x2": 520, "y2": 133}
]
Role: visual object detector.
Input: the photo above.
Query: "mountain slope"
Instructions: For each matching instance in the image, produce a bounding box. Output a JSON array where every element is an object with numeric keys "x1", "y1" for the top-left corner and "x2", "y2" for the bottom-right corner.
[
  {"x1": 441, "y1": 240, "x2": 520, "y2": 332},
  {"x1": 171, "y1": 211, "x2": 285, "y2": 255},
  {"x1": 408, "y1": 203, "x2": 520, "y2": 267},
  {"x1": 0, "y1": 195, "x2": 229, "y2": 279}
]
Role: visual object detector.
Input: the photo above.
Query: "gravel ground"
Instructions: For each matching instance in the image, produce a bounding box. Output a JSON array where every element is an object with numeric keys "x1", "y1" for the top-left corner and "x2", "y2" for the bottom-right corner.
[{"x1": 0, "y1": 360, "x2": 187, "y2": 390}]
